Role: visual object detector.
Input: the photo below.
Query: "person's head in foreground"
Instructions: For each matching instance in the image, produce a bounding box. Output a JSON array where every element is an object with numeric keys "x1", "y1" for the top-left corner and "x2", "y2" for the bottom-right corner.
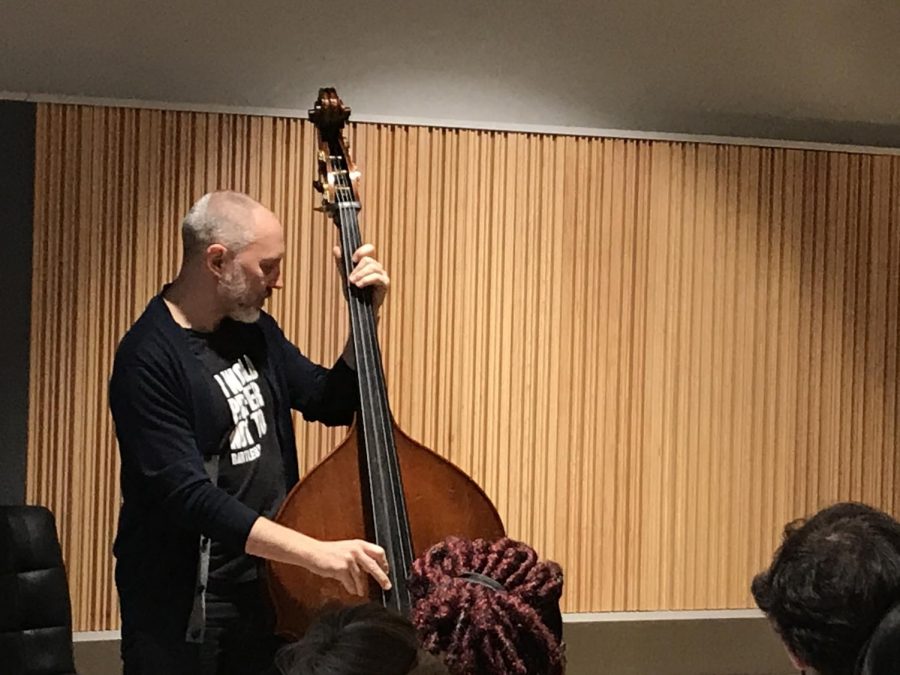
[
  {"x1": 409, "y1": 536, "x2": 565, "y2": 675},
  {"x1": 275, "y1": 602, "x2": 449, "y2": 675},
  {"x1": 752, "y1": 501, "x2": 900, "y2": 675}
]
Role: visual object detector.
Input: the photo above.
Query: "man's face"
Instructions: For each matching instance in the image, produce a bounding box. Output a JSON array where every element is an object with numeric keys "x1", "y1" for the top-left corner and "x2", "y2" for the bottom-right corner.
[{"x1": 219, "y1": 210, "x2": 285, "y2": 323}]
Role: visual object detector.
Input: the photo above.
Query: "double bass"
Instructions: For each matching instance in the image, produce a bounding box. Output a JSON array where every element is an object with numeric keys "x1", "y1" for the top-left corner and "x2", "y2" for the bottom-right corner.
[{"x1": 266, "y1": 88, "x2": 505, "y2": 637}]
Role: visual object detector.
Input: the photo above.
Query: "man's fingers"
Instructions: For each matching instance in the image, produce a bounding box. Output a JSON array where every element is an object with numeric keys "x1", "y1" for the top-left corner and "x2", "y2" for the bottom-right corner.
[
  {"x1": 352, "y1": 244, "x2": 375, "y2": 263},
  {"x1": 361, "y1": 541, "x2": 389, "y2": 571},
  {"x1": 349, "y1": 560, "x2": 366, "y2": 597},
  {"x1": 350, "y1": 271, "x2": 389, "y2": 289},
  {"x1": 338, "y1": 573, "x2": 355, "y2": 596},
  {"x1": 349, "y1": 257, "x2": 383, "y2": 281},
  {"x1": 358, "y1": 550, "x2": 392, "y2": 591}
]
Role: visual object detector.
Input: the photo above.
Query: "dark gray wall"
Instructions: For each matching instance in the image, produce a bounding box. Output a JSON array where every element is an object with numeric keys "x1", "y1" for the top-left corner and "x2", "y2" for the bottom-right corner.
[
  {"x1": 0, "y1": 101, "x2": 35, "y2": 505},
  {"x1": 72, "y1": 616, "x2": 793, "y2": 675}
]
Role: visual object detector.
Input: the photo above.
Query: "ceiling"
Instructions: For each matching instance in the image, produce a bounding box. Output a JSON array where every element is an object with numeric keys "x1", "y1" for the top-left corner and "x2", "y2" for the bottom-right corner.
[{"x1": 3, "y1": 0, "x2": 899, "y2": 146}]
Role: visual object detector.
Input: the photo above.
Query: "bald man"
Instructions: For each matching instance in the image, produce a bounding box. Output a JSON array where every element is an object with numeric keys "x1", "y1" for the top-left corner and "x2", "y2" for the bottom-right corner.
[{"x1": 109, "y1": 192, "x2": 392, "y2": 674}]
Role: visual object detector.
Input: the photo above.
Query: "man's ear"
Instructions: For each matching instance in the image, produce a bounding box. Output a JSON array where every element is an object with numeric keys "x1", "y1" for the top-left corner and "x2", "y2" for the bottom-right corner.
[{"x1": 205, "y1": 244, "x2": 228, "y2": 277}]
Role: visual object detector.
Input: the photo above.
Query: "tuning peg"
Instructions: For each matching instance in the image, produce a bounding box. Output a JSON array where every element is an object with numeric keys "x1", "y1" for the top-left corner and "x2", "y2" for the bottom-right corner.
[
  {"x1": 313, "y1": 180, "x2": 324, "y2": 193},
  {"x1": 314, "y1": 199, "x2": 336, "y2": 214}
]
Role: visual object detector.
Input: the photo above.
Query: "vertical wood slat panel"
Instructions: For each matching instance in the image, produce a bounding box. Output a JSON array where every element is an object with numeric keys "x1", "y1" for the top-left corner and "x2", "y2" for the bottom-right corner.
[{"x1": 27, "y1": 103, "x2": 900, "y2": 630}]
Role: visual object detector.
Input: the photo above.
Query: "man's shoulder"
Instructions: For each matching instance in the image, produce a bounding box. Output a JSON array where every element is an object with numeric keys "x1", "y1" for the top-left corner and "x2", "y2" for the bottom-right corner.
[
  {"x1": 113, "y1": 296, "x2": 179, "y2": 373},
  {"x1": 255, "y1": 310, "x2": 281, "y2": 334},
  {"x1": 254, "y1": 310, "x2": 292, "y2": 349}
]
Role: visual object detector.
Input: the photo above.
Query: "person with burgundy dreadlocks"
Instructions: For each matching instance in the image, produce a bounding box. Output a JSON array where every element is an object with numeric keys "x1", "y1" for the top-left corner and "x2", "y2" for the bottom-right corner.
[{"x1": 408, "y1": 536, "x2": 565, "y2": 675}]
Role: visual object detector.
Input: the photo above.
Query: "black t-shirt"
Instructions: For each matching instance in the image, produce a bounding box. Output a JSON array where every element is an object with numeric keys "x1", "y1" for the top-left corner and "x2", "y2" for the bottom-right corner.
[{"x1": 184, "y1": 320, "x2": 286, "y2": 584}]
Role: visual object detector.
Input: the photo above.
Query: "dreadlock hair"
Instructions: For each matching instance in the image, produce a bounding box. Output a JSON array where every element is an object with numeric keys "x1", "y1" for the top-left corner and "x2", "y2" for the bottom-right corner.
[
  {"x1": 409, "y1": 536, "x2": 565, "y2": 675},
  {"x1": 275, "y1": 602, "x2": 449, "y2": 675}
]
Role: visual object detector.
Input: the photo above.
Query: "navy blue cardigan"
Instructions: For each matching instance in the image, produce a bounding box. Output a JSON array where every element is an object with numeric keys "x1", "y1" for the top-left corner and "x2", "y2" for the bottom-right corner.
[{"x1": 109, "y1": 294, "x2": 358, "y2": 638}]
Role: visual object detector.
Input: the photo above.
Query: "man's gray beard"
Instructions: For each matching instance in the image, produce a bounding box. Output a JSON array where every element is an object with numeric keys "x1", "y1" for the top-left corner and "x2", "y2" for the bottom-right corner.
[
  {"x1": 221, "y1": 266, "x2": 261, "y2": 324},
  {"x1": 228, "y1": 304, "x2": 260, "y2": 323}
]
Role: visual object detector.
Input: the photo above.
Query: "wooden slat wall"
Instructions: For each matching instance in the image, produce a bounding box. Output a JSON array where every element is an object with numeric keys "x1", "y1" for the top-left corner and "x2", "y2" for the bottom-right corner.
[{"x1": 27, "y1": 103, "x2": 900, "y2": 630}]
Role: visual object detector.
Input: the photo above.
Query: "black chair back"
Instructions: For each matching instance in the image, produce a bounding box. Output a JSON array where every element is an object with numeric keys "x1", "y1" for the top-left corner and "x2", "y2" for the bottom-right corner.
[{"x1": 0, "y1": 505, "x2": 77, "y2": 674}]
